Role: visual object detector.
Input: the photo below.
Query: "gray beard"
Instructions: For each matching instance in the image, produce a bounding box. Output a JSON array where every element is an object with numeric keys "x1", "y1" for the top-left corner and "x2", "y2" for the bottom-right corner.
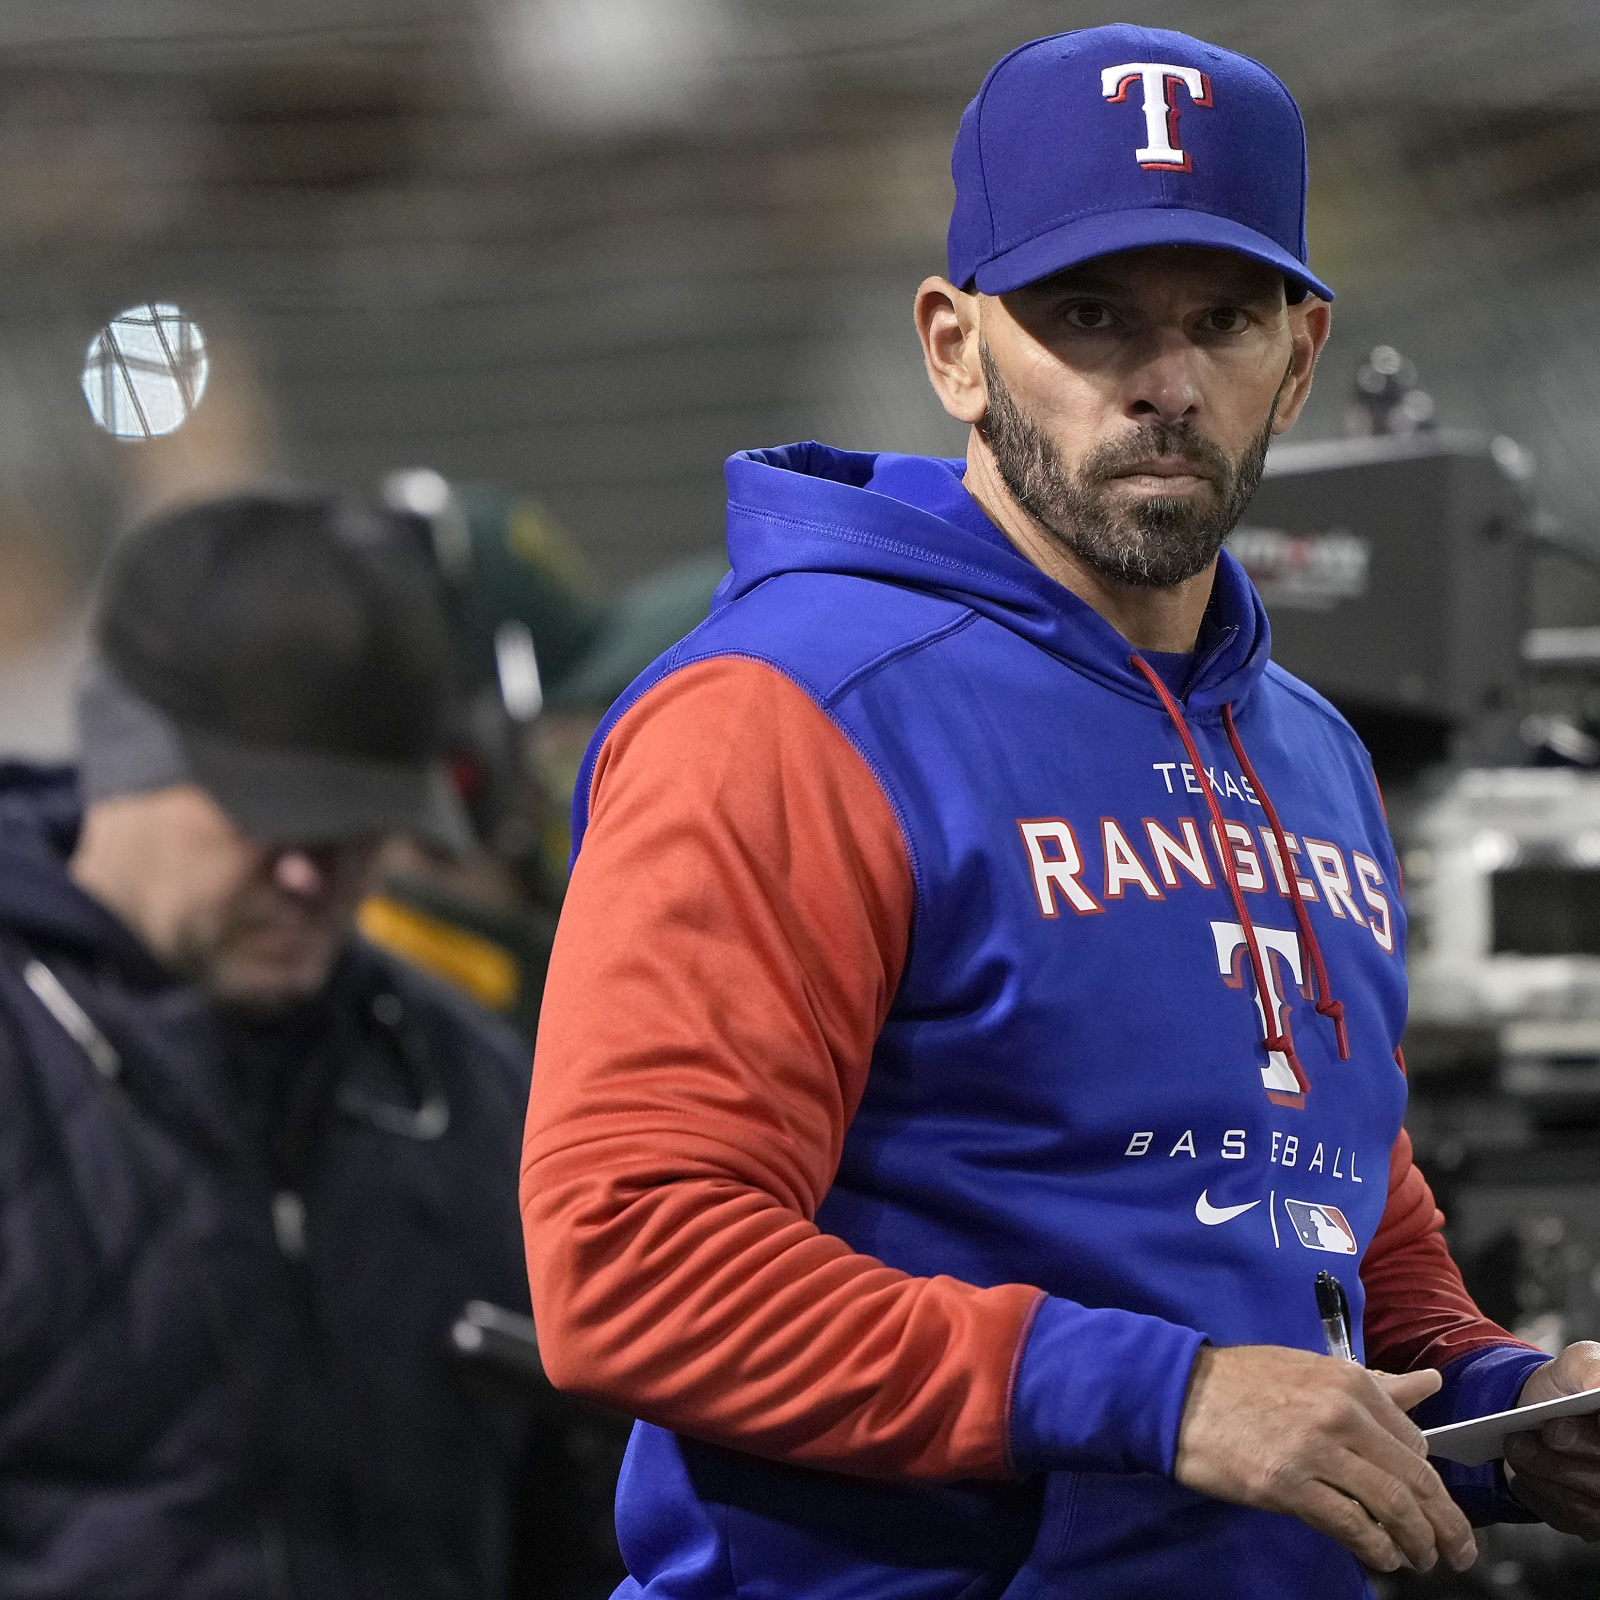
[{"x1": 977, "y1": 340, "x2": 1277, "y2": 589}]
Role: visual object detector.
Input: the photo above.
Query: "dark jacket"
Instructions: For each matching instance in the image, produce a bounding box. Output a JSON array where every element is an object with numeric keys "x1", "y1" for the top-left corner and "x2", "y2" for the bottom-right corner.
[{"x1": 0, "y1": 765, "x2": 536, "y2": 1600}]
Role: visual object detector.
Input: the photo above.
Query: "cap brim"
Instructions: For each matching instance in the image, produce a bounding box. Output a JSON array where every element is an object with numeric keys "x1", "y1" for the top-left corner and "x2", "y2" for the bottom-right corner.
[
  {"x1": 180, "y1": 728, "x2": 473, "y2": 854},
  {"x1": 972, "y1": 207, "x2": 1333, "y2": 302}
]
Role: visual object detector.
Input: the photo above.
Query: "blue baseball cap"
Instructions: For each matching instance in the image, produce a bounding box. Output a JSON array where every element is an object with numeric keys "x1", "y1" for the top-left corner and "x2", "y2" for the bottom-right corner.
[{"x1": 948, "y1": 24, "x2": 1332, "y2": 303}]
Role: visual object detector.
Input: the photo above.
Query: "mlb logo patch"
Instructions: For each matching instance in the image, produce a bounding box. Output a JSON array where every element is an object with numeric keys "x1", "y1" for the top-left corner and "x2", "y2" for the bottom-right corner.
[{"x1": 1284, "y1": 1199, "x2": 1358, "y2": 1254}]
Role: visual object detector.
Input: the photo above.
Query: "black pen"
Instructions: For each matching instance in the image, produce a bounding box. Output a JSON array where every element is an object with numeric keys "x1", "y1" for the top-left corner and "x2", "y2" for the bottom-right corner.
[
  {"x1": 1316, "y1": 1271, "x2": 1399, "y2": 1546},
  {"x1": 1315, "y1": 1269, "x2": 1355, "y2": 1362}
]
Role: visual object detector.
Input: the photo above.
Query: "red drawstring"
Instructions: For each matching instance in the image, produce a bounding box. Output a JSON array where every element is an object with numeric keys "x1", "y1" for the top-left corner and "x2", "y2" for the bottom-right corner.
[
  {"x1": 1221, "y1": 703, "x2": 1350, "y2": 1061},
  {"x1": 1129, "y1": 655, "x2": 1348, "y2": 1086}
]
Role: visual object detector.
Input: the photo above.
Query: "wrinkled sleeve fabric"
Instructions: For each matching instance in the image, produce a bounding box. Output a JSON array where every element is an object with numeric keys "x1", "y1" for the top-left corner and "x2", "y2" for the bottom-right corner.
[
  {"x1": 521, "y1": 655, "x2": 1203, "y2": 1484},
  {"x1": 1362, "y1": 1126, "x2": 1547, "y2": 1523}
]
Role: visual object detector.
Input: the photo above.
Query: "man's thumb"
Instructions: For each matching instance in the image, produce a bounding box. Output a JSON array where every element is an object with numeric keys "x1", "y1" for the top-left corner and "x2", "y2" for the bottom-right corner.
[{"x1": 1373, "y1": 1367, "x2": 1443, "y2": 1412}]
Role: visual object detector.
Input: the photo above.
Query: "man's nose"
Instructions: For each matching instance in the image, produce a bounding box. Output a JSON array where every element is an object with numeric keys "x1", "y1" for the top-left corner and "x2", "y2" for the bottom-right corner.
[
  {"x1": 1126, "y1": 330, "x2": 1202, "y2": 426},
  {"x1": 273, "y1": 851, "x2": 330, "y2": 899}
]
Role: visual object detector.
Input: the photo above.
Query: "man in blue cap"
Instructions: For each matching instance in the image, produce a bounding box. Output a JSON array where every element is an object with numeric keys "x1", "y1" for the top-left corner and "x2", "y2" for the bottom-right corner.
[{"x1": 523, "y1": 26, "x2": 1600, "y2": 1597}]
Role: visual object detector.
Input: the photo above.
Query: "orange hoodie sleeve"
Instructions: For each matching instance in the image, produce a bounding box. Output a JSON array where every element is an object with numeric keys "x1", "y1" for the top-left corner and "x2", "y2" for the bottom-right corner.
[
  {"x1": 520, "y1": 656, "x2": 1045, "y2": 1481},
  {"x1": 1361, "y1": 1123, "x2": 1528, "y2": 1373}
]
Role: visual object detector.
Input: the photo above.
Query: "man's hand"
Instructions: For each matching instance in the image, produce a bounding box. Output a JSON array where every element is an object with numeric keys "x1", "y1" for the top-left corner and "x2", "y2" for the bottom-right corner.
[
  {"x1": 1503, "y1": 1340, "x2": 1600, "y2": 1538},
  {"x1": 1174, "y1": 1344, "x2": 1477, "y2": 1574}
]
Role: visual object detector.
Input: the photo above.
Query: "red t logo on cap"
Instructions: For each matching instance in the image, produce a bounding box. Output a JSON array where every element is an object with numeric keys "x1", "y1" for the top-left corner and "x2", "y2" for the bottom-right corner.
[{"x1": 1101, "y1": 62, "x2": 1214, "y2": 172}]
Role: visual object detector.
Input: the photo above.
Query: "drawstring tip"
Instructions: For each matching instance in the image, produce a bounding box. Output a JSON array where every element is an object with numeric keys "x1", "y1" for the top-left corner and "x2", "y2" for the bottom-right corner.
[{"x1": 1318, "y1": 999, "x2": 1350, "y2": 1061}]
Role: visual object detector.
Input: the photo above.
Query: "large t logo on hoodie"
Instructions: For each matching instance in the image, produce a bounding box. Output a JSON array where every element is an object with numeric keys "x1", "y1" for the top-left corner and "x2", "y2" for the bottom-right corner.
[{"x1": 1211, "y1": 921, "x2": 1307, "y2": 1102}]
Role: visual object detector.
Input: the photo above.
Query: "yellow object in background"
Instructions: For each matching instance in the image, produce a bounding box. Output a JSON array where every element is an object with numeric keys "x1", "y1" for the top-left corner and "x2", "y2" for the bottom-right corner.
[{"x1": 358, "y1": 894, "x2": 521, "y2": 1014}]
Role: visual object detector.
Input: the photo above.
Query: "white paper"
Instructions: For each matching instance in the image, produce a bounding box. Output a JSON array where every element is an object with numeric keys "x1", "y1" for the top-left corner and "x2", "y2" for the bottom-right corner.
[{"x1": 1423, "y1": 1384, "x2": 1600, "y2": 1467}]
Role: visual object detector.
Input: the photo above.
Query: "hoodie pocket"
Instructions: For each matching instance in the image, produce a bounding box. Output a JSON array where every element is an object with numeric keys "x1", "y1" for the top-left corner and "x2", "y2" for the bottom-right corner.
[{"x1": 998, "y1": 1470, "x2": 1082, "y2": 1600}]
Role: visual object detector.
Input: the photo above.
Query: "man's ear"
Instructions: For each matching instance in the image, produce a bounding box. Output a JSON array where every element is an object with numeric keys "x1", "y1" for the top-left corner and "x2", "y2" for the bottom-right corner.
[
  {"x1": 915, "y1": 277, "x2": 987, "y2": 426},
  {"x1": 1271, "y1": 295, "x2": 1331, "y2": 435}
]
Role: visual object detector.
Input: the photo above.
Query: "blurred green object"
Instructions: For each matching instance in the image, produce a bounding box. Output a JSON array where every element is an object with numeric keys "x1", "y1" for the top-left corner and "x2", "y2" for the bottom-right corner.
[
  {"x1": 440, "y1": 483, "x2": 724, "y2": 715},
  {"x1": 362, "y1": 477, "x2": 727, "y2": 1036},
  {"x1": 547, "y1": 548, "x2": 728, "y2": 710},
  {"x1": 450, "y1": 483, "x2": 608, "y2": 695}
]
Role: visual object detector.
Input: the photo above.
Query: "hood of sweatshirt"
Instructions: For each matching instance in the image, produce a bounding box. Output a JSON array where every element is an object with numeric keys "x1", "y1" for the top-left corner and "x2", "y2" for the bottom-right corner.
[
  {"x1": 720, "y1": 442, "x2": 1272, "y2": 714},
  {"x1": 0, "y1": 763, "x2": 170, "y2": 985}
]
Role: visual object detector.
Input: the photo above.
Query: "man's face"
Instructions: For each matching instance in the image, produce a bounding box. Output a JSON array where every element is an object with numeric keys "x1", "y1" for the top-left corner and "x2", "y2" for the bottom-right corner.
[
  {"x1": 973, "y1": 246, "x2": 1307, "y2": 588},
  {"x1": 84, "y1": 785, "x2": 380, "y2": 1014}
]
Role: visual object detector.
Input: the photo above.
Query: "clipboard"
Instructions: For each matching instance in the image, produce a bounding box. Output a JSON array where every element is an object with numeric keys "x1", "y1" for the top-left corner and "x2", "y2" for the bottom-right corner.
[{"x1": 1423, "y1": 1384, "x2": 1600, "y2": 1467}]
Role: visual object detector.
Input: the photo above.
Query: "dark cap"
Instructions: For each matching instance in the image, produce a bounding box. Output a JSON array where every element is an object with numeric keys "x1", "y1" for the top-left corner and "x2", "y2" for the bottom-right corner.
[{"x1": 82, "y1": 491, "x2": 470, "y2": 849}]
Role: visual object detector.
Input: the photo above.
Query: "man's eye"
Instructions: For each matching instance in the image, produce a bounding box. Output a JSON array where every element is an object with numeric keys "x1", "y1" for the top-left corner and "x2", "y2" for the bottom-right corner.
[
  {"x1": 1063, "y1": 303, "x2": 1115, "y2": 330},
  {"x1": 1204, "y1": 308, "x2": 1249, "y2": 333}
]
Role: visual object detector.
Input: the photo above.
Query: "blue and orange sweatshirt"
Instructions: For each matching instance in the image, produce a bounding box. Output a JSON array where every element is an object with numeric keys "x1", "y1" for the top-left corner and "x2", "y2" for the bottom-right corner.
[{"x1": 522, "y1": 445, "x2": 1546, "y2": 1599}]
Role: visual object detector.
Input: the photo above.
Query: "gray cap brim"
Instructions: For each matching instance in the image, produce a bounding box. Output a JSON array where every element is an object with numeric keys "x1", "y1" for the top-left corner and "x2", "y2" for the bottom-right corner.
[
  {"x1": 181, "y1": 728, "x2": 472, "y2": 852},
  {"x1": 77, "y1": 661, "x2": 472, "y2": 852}
]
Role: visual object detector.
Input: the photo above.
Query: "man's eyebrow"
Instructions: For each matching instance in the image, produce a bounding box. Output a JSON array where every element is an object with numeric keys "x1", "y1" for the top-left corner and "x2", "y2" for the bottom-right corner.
[{"x1": 1216, "y1": 279, "x2": 1286, "y2": 306}]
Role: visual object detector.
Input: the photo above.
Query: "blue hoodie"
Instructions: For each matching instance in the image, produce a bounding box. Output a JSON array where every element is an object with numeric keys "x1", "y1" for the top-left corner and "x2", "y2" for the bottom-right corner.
[{"x1": 558, "y1": 445, "x2": 1544, "y2": 1600}]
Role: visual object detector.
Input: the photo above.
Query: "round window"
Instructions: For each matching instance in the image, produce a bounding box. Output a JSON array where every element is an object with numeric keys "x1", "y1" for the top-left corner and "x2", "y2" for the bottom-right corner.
[{"x1": 81, "y1": 303, "x2": 209, "y2": 439}]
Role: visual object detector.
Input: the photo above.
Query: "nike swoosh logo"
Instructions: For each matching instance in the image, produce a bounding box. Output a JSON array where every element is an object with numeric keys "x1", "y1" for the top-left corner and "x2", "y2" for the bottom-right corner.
[{"x1": 1196, "y1": 1190, "x2": 1263, "y2": 1226}]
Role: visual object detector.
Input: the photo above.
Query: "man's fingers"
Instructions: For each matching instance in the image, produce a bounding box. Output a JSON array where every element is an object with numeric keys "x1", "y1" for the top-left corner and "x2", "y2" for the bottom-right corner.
[
  {"x1": 1505, "y1": 1434, "x2": 1600, "y2": 1498},
  {"x1": 1503, "y1": 1464, "x2": 1600, "y2": 1542},
  {"x1": 1335, "y1": 1381, "x2": 1450, "y2": 1493},
  {"x1": 1502, "y1": 1349, "x2": 1600, "y2": 1541},
  {"x1": 1533, "y1": 1417, "x2": 1600, "y2": 1460},
  {"x1": 1327, "y1": 1447, "x2": 1476, "y2": 1573},
  {"x1": 1331, "y1": 1420, "x2": 1477, "y2": 1569},
  {"x1": 1294, "y1": 1479, "x2": 1407, "y2": 1573},
  {"x1": 1327, "y1": 1452, "x2": 1440, "y2": 1570},
  {"x1": 1363, "y1": 1370, "x2": 1435, "y2": 1453}
]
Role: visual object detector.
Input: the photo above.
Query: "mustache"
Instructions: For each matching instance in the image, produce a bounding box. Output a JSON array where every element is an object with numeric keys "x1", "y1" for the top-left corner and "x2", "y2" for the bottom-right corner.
[
  {"x1": 220, "y1": 898, "x2": 339, "y2": 941},
  {"x1": 1078, "y1": 423, "x2": 1231, "y2": 491}
]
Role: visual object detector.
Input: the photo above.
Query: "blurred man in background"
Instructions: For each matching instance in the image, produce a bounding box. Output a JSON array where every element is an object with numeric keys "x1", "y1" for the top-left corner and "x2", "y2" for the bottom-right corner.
[{"x1": 0, "y1": 490, "x2": 589, "y2": 1599}]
